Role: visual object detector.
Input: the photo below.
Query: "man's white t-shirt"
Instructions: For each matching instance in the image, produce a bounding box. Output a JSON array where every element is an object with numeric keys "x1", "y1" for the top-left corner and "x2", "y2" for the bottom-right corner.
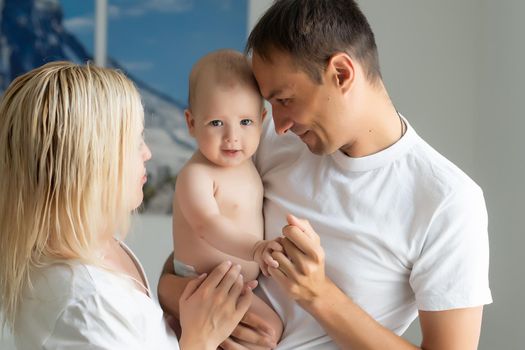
[
  {"x1": 254, "y1": 116, "x2": 492, "y2": 349},
  {"x1": 14, "y1": 242, "x2": 179, "y2": 350}
]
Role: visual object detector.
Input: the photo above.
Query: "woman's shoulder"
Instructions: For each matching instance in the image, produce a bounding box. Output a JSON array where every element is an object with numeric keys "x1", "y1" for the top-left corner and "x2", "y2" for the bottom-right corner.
[
  {"x1": 28, "y1": 262, "x2": 97, "y2": 300},
  {"x1": 16, "y1": 261, "x2": 178, "y2": 349},
  {"x1": 14, "y1": 262, "x2": 101, "y2": 348}
]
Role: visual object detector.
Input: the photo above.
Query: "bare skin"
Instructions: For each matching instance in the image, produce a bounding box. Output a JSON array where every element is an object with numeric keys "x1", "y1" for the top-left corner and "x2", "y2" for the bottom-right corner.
[
  {"x1": 173, "y1": 152, "x2": 263, "y2": 279},
  {"x1": 170, "y1": 76, "x2": 282, "y2": 349}
]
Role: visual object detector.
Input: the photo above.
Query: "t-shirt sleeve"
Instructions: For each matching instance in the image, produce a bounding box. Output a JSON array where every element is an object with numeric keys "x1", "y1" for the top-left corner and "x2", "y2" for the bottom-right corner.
[
  {"x1": 43, "y1": 293, "x2": 144, "y2": 350},
  {"x1": 409, "y1": 184, "x2": 493, "y2": 311}
]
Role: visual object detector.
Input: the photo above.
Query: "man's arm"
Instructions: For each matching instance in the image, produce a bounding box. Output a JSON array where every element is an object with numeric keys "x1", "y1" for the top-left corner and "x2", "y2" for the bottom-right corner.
[
  {"x1": 157, "y1": 252, "x2": 191, "y2": 318},
  {"x1": 268, "y1": 214, "x2": 484, "y2": 350}
]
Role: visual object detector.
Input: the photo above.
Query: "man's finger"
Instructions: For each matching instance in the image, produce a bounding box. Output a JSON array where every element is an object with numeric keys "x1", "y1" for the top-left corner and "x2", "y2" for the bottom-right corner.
[
  {"x1": 271, "y1": 251, "x2": 299, "y2": 280},
  {"x1": 229, "y1": 323, "x2": 276, "y2": 347},
  {"x1": 220, "y1": 337, "x2": 250, "y2": 350},
  {"x1": 241, "y1": 310, "x2": 276, "y2": 337},
  {"x1": 282, "y1": 225, "x2": 320, "y2": 261},
  {"x1": 286, "y1": 214, "x2": 315, "y2": 237},
  {"x1": 280, "y1": 237, "x2": 310, "y2": 274},
  {"x1": 268, "y1": 265, "x2": 295, "y2": 293}
]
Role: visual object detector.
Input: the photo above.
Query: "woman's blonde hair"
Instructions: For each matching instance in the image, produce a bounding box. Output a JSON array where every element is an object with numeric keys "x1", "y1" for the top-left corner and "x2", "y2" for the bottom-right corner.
[{"x1": 0, "y1": 61, "x2": 144, "y2": 329}]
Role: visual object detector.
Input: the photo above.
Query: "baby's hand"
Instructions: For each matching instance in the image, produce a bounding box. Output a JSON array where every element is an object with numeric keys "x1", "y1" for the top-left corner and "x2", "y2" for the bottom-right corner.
[{"x1": 252, "y1": 239, "x2": 283, "y2": 277}]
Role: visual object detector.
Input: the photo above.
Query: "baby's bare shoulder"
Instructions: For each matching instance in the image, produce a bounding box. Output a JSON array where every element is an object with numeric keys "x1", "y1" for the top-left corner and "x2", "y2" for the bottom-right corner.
[{"x1": 177, "y1": 158, "x2": 216, "y2": 182}]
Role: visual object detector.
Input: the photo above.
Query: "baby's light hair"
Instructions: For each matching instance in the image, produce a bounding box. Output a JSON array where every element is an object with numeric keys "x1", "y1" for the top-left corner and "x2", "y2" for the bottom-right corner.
[
  {"x1": 0, "y1": 61, "x2": 144, "y2": 330},
  {"x1": 188, "y1": 49, "x2": 262, "y2": 112}
]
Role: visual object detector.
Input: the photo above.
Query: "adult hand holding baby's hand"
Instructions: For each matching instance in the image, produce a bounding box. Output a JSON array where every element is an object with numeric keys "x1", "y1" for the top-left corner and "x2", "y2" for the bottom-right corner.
[
  {"x1": 252, "y1": 239, "x2": 283, "y2": 277},
  {"x1": 268, "y1": 214, "x2": 330, "y2": 308}
]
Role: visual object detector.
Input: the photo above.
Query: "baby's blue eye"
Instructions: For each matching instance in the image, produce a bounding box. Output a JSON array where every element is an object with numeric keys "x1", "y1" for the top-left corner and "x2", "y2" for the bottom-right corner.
[
  {"x1": 240, "y1": 119, "x2": 253, "y2": 126},
  {"x1": 210, "y1": 120, "x2": 223, "y2": 127}
]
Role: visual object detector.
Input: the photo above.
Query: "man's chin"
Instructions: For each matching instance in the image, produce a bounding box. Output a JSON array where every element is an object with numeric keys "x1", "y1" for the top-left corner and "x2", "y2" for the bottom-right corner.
[{"x1": 304, "y1": 142, "x2": 326, "y2": 156}]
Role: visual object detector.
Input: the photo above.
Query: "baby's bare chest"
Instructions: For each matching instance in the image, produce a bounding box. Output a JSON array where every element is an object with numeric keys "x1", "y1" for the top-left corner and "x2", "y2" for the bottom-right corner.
[{"x1": 213, "y1": 168, "x2": 264, "y2": 222}]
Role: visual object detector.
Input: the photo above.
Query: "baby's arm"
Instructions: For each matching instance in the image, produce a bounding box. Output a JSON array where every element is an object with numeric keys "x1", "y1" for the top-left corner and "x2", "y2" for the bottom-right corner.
[{"x1": 177, "y1": 164, "x2": 259, "y2": 261}]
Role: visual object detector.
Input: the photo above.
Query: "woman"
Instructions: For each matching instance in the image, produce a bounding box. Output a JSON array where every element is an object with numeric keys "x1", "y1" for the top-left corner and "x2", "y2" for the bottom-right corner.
[{"x1": 0, "y1": 61, "x2": 253, "y2": 349}]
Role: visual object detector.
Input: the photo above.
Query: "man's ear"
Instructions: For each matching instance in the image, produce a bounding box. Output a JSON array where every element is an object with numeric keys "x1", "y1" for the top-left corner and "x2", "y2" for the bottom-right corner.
[
  {"x1": 327, "y1": 52, "x2": 355, "y2": 95},
  {"x1": 184, "y1": 109, "x2": 196, "y2": 137}
]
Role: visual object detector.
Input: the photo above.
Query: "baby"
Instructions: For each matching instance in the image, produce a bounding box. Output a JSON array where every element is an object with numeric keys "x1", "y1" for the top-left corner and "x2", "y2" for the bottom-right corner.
[{"x1": 172, "y1": 49, "x2": 282, "y2": 348}]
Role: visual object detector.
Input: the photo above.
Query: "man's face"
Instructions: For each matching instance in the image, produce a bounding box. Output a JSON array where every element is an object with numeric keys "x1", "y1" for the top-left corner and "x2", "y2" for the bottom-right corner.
[{"x1": 252, "y1": 50, "x2": 350, "y2": 155}]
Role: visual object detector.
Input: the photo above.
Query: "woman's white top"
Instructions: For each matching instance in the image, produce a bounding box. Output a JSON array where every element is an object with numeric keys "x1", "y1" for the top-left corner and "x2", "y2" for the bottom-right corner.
[{"x1": 14, "y1": 242, "x2": 180, "y2": 350}]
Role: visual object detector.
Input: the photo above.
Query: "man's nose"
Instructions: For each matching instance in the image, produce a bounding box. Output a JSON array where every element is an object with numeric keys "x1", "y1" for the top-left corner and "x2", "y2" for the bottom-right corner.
[{"x1": 273, "y1": 113, "x2": 294, "y2": 135}]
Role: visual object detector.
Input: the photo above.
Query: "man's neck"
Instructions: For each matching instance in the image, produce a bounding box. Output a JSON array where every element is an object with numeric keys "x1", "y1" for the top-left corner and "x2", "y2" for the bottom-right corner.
[{"x1": 340, "y1": 89, "x2": 401, "y2": 158}]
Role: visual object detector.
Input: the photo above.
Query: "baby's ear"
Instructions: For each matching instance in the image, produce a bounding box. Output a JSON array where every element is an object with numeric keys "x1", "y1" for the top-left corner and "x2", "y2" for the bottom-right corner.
[
  {"x1": 184, "y1": 109, "x2": 196, "y2": 137},
  {"x1": 261, "y1": 107, "x2": 267, "y2": 122}
]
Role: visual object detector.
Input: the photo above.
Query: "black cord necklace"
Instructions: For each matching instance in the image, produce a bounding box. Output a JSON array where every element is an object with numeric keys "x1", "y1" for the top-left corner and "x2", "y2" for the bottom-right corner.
[{"x1": 397, "y1": 111, "x2": 406, "y2": 138}]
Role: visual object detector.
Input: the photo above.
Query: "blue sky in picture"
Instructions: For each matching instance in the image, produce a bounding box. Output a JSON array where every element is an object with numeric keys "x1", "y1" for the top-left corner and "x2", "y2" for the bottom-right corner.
[{"x1": 61, "y1": 0, "x2": 248, "y2": 106}]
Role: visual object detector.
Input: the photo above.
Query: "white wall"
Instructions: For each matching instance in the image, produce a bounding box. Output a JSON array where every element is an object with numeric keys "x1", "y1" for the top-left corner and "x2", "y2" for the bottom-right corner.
[{"x1": 475, "y1": 1, "x2": 525, "y2": 348}]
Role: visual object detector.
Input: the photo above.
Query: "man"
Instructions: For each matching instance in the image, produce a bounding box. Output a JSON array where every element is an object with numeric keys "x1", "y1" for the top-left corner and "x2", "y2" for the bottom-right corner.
[{"x1": 159, "y1": 1, "x2": 492, "y2": 349}]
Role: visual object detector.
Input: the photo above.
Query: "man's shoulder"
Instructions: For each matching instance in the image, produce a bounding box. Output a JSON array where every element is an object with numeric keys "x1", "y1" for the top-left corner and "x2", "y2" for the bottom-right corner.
[{"x1": 406, "y1": 137, "x2": 482, "y2": 198}]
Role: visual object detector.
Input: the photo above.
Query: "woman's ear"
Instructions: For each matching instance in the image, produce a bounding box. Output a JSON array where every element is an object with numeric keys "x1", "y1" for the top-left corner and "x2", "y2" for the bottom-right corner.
[
  {"x1": 326, "y1": 52, "x2": 355, "y2": 95},
  {"x1": 184, "y1": 109, "x2": 196, "y2": 137}
]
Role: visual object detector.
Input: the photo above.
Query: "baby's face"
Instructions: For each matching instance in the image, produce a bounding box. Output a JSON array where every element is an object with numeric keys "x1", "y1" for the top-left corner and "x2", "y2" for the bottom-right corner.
[{"x1": 188, "y1": 84, "x2": 265, "y2": 167}]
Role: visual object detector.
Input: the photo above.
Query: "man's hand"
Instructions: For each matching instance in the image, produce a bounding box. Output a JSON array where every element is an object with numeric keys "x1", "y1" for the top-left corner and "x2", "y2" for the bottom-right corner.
[
  {"x1": 252, "y1": 239, "x2": 283, "y2": 277},
  {"x1": 220, "y1": 310, "x2": 278, "y2": 349},
  {"x1": 268, "y1": 214, "x2": 329, "y2": 307}
]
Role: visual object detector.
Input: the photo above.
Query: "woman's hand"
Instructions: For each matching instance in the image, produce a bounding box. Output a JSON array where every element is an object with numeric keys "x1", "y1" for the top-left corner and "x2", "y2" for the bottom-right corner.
[{"x1": 178, "y1": 261, "x2": 253, "y2": 350}]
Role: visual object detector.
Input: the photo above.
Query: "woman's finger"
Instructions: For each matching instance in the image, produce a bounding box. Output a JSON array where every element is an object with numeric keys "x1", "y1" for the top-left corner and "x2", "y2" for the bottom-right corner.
[
  {"x1": 200, "y1": 260, "x2": 233, "y2": 290},
  {"x1": 217, "y1": 264, "x2": 242, "y2": 294},
  {"x1": 235, "y1": 288, "x2": 253, "y2": 317},
  {"x1": 228, "y1": 274, "x2": 245, "y2": 301},
  {"x1": 180, "y1": 273, "x2": 207, "y2": 301}
]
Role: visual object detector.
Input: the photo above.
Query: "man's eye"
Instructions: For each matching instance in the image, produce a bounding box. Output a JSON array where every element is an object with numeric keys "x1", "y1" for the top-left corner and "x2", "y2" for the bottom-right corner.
[
  {"x1": 240, "y1": 119, "x2": 253, "y2": 126},
  {"x1": 277, "y1": 98, "x2": 290, "y2": 106},
  {"x1": 210, "y1": 120, "x2": 223, "y2": 127}
]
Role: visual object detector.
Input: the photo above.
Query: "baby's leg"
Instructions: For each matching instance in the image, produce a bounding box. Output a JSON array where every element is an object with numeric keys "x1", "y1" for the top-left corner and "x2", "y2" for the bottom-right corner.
[{"x1": 234, "y1": 294, "x2": 283, "y2": 350}]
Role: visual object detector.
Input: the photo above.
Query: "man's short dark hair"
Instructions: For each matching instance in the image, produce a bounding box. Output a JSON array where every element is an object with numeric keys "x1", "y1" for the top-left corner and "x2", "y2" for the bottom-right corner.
[{"x1": 246, "y1": 0, "x2": 382, "y2": 84}]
